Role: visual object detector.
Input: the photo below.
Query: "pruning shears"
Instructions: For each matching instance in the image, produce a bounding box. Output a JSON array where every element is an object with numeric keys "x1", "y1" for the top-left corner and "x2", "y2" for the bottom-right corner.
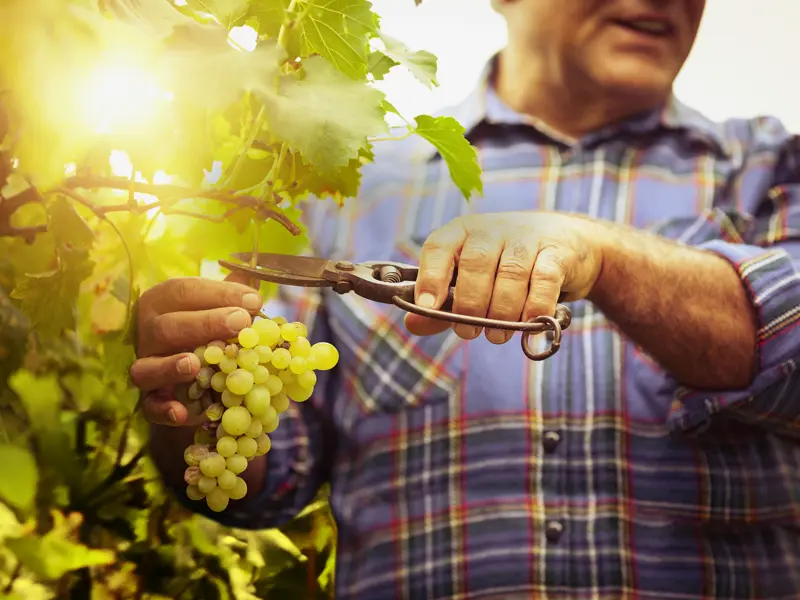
[{"x1": 219, "y1": 253, "x2": 572, "y2": 361}]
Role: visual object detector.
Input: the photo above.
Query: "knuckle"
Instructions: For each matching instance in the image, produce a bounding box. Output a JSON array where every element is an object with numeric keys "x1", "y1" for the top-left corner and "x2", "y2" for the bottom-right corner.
[
  {"x1": 150, "y1": 314, "x2": 176, "y2": 346},
  {"x1": 496, "y1": 258, "x2": 529, "y2": 280},
  {"x1": 534, "y1": 261, "x2": 564, "y2": 284},
  {"x1": 459, "y1": 246, "x2": 494, "y2": 269},
  {"x1": 170, "y1": 278, "x2": 195, "y2": 306}
]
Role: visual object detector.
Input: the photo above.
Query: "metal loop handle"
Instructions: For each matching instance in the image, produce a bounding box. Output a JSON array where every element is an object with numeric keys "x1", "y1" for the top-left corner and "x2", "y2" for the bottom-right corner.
[{"x1": 392, "y1": 296, "x2": 571, "y2": 361}]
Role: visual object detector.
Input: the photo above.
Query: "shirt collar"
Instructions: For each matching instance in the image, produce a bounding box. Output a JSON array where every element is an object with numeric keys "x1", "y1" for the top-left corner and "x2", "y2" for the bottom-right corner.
[{"x1": 429, "y1": 54, "x2": 730, "y2": 159}]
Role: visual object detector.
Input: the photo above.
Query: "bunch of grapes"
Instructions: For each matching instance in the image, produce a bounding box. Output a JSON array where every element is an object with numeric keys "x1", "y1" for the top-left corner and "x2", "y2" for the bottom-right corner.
[{"x1": 181, "y1": 315, "x2": 339, "y2": 512}]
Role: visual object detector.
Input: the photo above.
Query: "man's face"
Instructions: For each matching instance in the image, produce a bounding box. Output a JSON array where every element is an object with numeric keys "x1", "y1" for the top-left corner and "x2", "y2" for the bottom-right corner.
[{"x1": 501, "y1": 0, "x2": 705, "y2": 99}]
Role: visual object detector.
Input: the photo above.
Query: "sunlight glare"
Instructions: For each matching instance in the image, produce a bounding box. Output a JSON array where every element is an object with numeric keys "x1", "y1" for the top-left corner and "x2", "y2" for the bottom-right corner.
[
  {"x1": 228, "y1": 26, "x2": 258, "y2": 52},
  {"x1": 79, "y1": 63, "x2": 172, "y2": 134}
]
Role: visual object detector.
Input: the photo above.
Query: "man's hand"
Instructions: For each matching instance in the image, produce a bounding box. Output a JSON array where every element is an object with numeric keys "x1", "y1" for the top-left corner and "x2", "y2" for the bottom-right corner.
[
  {"x1": 405, "y1": 212, "x2": 607, "y2": 343},
  {"x1": 130, "y1": 276, "x2": 263, "y2": 426}
]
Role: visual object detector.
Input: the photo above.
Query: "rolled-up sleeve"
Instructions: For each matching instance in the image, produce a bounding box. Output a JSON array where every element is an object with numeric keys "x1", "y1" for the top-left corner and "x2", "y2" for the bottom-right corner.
[{"x1": 670, "y1": 134, "x2": 800, "y2": 437}]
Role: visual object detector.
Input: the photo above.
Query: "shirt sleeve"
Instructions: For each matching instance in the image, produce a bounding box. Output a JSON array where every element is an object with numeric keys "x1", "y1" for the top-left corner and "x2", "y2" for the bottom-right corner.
[{"x1": 669, "y1": 133, "x2": 800, "y2": 438}]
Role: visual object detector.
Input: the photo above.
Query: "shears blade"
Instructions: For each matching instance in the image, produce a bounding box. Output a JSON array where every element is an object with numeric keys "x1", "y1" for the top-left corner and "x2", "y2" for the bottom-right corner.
[{"x1": 220, "y1": 253, "x2": 334, "y2": 287}]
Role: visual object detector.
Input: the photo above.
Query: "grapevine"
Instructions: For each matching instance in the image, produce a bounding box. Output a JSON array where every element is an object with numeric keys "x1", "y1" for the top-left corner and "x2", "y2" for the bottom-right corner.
[{"x1": 0, "y1": 0, "x2": 481, "y2": 597}]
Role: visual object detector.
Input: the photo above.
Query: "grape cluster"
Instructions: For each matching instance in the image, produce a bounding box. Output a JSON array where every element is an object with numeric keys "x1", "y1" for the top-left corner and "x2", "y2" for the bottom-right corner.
[{"x1": 181, "y1": 315, "x2": 339, "y2": 512}]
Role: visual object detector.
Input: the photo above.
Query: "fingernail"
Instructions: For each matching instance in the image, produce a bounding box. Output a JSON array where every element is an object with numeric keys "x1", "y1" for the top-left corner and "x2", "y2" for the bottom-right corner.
[
  {"x1": 486, "y1": 329, "x2": 506, "y2": 344},
  {"x1": 242, "y1": 293, "x2": 263, "y2": 311},
  {"x1": 454, "y1": 325, "x2": 480, "y2": 340},
  {"x1": 177, "y1": 356, "x2": 194, "y2": 374},
  {"x1": 417, "y1": 293, "x2": 436, "y2": 308},
  {"x1": 167, "y1": 409, "x2": 178, "y2": 423},
  {"x1": 226, "y1": 310, "x2": 249, "y2": 332}
]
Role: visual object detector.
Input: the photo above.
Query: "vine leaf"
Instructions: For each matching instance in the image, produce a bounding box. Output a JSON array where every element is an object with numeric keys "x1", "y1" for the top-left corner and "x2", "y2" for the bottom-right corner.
[
  {"x1": 412, "y1": 115, "x2": 483, "y2": 200},
  {"x1": 264, "y1": 56, "x2": 388, "y2": 172},
  {"x1": 0, "y1": 444, "x2": 37, "y2": 511},
  {"x1": 6, "y1": 528, "x2": 115, "y2": 580},
  {"x1": 184, "y1": 0, "x2": 249, "y2": 28},
  {"x1": 378, "y1": 33, "x2": 438, "y2": 89},
  {"x1": 367, "y1": 49, "x2": 397, "y2": 81},
  {"x1": 48, "y1": 196, "x2": 95, "y2": 251},
  {"x1": 298, "y1": 0, "x2": 378, "y2": 79}
]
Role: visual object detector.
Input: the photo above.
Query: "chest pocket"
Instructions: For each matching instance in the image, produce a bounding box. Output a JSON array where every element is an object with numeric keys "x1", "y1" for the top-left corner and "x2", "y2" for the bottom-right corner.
[{"x1": 325, "y1": 235, "x2": 464, "y2": 431}]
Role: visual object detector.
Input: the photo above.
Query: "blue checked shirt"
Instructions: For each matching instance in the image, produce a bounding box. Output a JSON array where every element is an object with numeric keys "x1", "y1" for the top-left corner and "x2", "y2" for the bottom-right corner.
[{"x1": 181, "y1": 67, "x2": 800, "y2": 599}]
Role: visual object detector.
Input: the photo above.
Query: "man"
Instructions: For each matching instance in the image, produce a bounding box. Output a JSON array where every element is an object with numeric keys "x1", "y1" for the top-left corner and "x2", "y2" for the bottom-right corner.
[{"x1": 133, "y1": 0, "x2": 800, "y2": 598}]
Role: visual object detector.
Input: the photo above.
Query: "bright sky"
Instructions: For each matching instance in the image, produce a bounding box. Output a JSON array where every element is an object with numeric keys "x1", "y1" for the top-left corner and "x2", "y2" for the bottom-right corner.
[{"x1": 371, "y1": 0, "x2": 800, "y2": 132}]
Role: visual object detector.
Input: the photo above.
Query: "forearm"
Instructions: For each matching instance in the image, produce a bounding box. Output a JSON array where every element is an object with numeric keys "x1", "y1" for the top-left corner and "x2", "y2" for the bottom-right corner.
[
  {"x1": 148, "y1": 424, "x2": 267, "y2": 499},
  {"x1": 586, "y1": 221, "x2": 758, "y2": 390}
]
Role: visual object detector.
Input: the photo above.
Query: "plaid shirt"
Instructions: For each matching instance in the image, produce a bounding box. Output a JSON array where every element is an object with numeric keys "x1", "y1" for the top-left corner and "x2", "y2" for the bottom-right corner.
[{"x1": 184, "y1": 68, "x2": 800, "y2": 599}]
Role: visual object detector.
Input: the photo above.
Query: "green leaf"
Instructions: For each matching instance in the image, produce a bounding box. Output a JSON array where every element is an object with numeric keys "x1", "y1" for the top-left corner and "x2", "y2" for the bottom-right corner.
[
  {"x1": 10, "y1": 249, "x2": 95, "y2": 337},
  {"x1": 412, "y1": 115, "x2": 483, "y2": 200},
  {"x1": 47, "y1": 196, "x2": 95, "y2": 252},
  {"x1": 263, "y1": 56, "x2": 388, "y2": 172},
  {"x1": 297, "y1": 0, "x2": 378, "y2": 79},
  {"x1": 379, "y1": 33, "x2": 438, "y2": 88},
  {"x1": 367, "y1": 49, "x2": 397, "y2": 81},
  {"x1": 6, "y1": 530, "x2": 115, "y2": 580},
  {"x1": 185, "y1": 0, "x2": 249, "y2": 28},
  {"x1": 7, "y1": 370, "x2": 63, "y2": 432},
  {"x1": 0, "y1": 444, "x2": 37, "y2": 511}
]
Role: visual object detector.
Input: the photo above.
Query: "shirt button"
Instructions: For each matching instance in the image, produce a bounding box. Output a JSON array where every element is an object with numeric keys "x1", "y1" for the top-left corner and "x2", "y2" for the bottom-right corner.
[
  {"x1": 542, "y1": 430, "x2": 561, "y2": 453},
  {"x1": 545, "y1": 520, "x2": 564, "y2": 543}
]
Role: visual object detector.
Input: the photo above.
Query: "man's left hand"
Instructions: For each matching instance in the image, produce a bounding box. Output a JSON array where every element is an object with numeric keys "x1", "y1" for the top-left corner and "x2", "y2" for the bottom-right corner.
[{"x1": 405, "y1": 212, "x2": 607, "y2": 343}]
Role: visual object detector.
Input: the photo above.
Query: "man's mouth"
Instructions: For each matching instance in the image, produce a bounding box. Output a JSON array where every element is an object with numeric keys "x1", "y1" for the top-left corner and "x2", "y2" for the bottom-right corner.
[{"x1": 613, "y1": 19, "x2": 675, "y2": 38}]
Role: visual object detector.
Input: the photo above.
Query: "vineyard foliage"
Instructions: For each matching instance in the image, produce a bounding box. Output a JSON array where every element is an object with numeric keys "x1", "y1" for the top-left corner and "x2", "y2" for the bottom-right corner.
[{"x1": 0, "y1": 0, "x2": 482, "y2": 597}]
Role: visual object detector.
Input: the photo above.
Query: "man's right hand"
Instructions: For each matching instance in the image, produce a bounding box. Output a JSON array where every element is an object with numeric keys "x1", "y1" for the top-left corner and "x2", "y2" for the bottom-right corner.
[{"x1": 130, "y1": 276, "x2": 263, "y2": 427}]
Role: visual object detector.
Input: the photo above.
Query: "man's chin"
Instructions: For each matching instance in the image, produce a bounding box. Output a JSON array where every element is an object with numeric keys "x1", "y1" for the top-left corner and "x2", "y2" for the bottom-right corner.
[{"x1": 594, "y1": 66, "x2": 673, "y2": 105}]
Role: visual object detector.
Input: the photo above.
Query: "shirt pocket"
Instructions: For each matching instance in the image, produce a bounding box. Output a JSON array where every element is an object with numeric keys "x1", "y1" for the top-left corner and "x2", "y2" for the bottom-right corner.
[{"x1": 325, "y1": 236, "x2": 464, "y2": 429}]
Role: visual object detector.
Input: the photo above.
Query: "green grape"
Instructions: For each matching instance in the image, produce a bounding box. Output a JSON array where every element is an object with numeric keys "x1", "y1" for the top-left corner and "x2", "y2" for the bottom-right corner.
[
  {"x1": 184, "y1": 466, "x2": 201, "y2": 486},
  {"x1": 208, "y1": 340, "x2": 226, "y2": 350},
  {"x1": 245, "y1": 418, "x2": 263, "y2": 438},
  {"x1": 289, "y1": 356, "x2": 308, "y2": 375},
  {"x1": 219, "y1": 355, "x2": 238, "y2": 374},
  {"x1": 255, "y1": 433, "x2": 271, "y2": 456},
  {"x1": 253, "y1": 365, "x2": 270, "y2": 385},
  {"x1": 286, "y1": 382, "x2": 313, "y2": 402},
  {"x1": 289, "y1": 336, "x2": 311, "y2": 358},
  {"x1": 262, "y1": 412, "x2": 280, "y2": 434},
  {"x1": 227, "y1": 369, "x2": 255, "y2": 396},
  {"x1": 188, "y1": 382, "x2": 204, "y2": 400},
  {"x1": 271, "y1": 392, "x2": 290, "y2": 414},
  {"x1": 196, "y1": 366, "x2": 214, "y2": 388},
  {"x1": 244, "y1": 385, "x2": 271, "y2": 417},
  {"x1": 221, "y1": 390, "x2": 243, "y2": 408},
  {"x1": 194, "y1": 427, "x2": 216, "y2": 446},
  {"x1": 216, "y1": 436, "x2": 238, "y2": 458},
  {"x1": 206, "y1": 402, "x2": 224, "y2": 422},
  {"x1": 204, "y1": 345, "x2": 224, "y2": 365},
  {"x1": 259, "y1": 404, "x2": 279, "y2": 427},
  {"x1": 224, "y1": 344, "x2": 239, "y2": 358},
  {"x1": 278, "y1": 369, "x2": 295, "y2": 385},
  {"x1": 184, "y1": 444, "x2": 210, "y2": 466},
  {"x1": 238, "y1": 327, "x2": 259, "y2": 349},
  {"x1": 280, "y1": 322, "x2": 299, "y2": 342},
  {"x1": 210, "y1": 371, "x2": 228, "y2": 393},
  {"x1": 309, "y1": 342, "x2": 339, "y2": 371},
  {"x1": 255, "y1": 345, "x2": 273, "y2": 364},
  {"x1": 198, "y1": 475, "x2": 217, "y2": 494},
  {"x1": 272, "y1": 316, "x2": 288, "y2": 326},
  {"x1": 237, "y1": 348, "x2": 259, "y2": 371},
  {"x1": 186, "y1": 485, "x2": 205, "y2": 501},
  {"x1": 206, "y1": 487, "x2": 230, "y2": 512},
  {"x1": 237, "y1": 436, "x2": 258, "y2": 458},
  {"x1": 199, "y1": 453, "x2": 227, "y2": 478},
  {"x1": 217, "y1": 469, "x2": 238, "y2": 490},
  {"x1": 297, "y1": 370, "x2": 317, "y2": 389},
  {"x1": 293, "y1": 322, "x2": 309, "y2": 338},
  {"x1": 265, "y1": 374, "x2": 283, "y2": 395},
  {"x1": 193, "y1": 345, "x2": 207, "y2": 364},
  {"x1": 253, "y1": 318, "x2": 281, "y2": 347},
  {"x1": 184, "y1": 399, "x2": 205, "y2": 418},
  {"x1": 226, "y1": 454, "x2": 248, "y2": 475},
  {"x1": 221, "y1": 406, "x2": 252, "y2": 436},
  {"x1": 229, "y1": 477, "x2": 247, "y2": 500},
  {"x1": 271, "y1": 348, "x2": 292, "y2": 370},
  {"x1": 216, "y1": 424, "x2": 229, "y2": 439}
]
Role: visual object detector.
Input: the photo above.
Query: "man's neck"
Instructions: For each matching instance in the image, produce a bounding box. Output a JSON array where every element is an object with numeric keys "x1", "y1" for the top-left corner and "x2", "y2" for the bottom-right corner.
[{"x1": 493, "y1": 48, "x2": 666, "y2": 140}]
